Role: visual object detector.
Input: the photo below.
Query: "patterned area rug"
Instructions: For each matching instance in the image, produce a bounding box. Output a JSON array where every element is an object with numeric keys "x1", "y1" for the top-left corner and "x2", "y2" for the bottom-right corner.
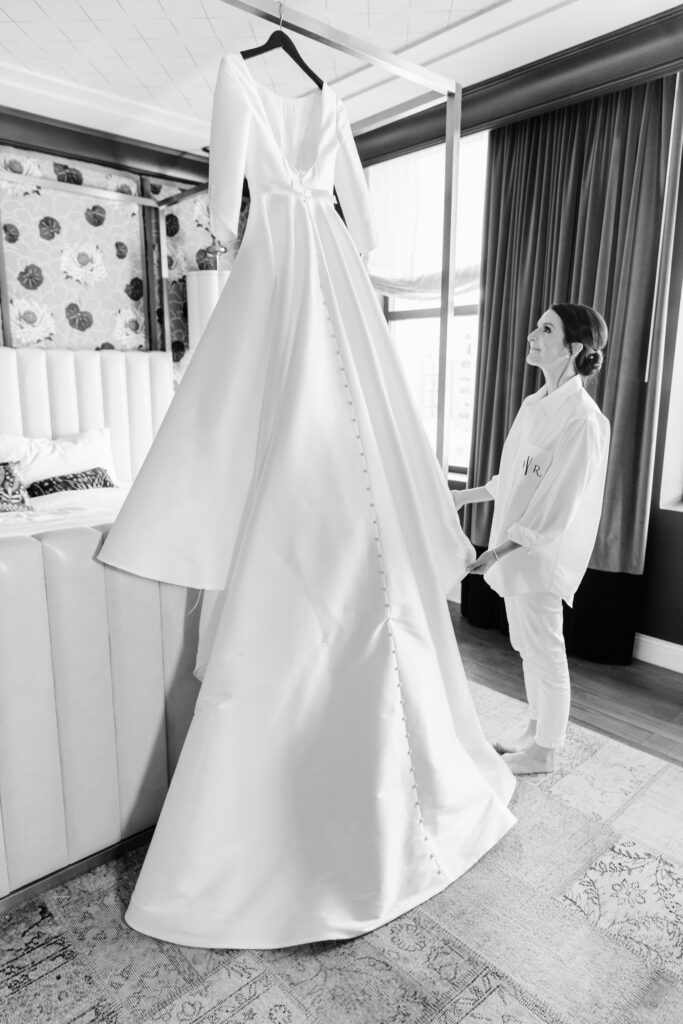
[{"x1": 2, "y1": 683, "x2": 682, "y2": 1024}]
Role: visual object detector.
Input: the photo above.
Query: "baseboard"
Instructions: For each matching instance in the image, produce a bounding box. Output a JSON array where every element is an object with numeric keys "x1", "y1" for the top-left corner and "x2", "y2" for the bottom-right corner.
[
  {"x1": 0, "y1": 828, "x2": 153, "y2": 913},
  {"x1": 633, "y1": 633, "x2": 683, "y2": 674}
]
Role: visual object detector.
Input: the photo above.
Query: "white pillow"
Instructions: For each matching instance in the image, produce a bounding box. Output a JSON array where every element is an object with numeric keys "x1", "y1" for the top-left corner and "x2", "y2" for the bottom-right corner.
[{"x1": 0, "y1": 428, "x2": 118, "y2": 485}]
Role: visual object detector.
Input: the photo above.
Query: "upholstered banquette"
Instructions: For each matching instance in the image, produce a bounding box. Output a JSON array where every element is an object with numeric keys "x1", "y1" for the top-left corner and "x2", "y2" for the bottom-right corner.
[{"x1": 0, "y1": 348, "x2": 200, "y2": 905}]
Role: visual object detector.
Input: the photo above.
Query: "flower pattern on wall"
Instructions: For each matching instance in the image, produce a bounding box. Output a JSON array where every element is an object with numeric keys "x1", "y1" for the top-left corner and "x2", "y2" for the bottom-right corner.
[
  {"x1": 0, "y1": 145, "x2": 145, "y2": 350},
  {"x1": 61, "y1": 243, "x2": 107, "y2": 285},
  {"x1": 17, "y1": 264, "x2": 44, "y2": 290},
  {"x1": 148, "y1": 178, "x2": 248, "y2": 380},
  {"x1": 85, "y1": 204, "x2": 106, "y2": 227},
  {"x1": 38, "y1": 216, "x2": 61, "y2": 240},
  {"x1": 10, "y1": 296, "x2": 56, "y2": 346},
  {"x1": 0, "y1": 145, "x2": 240, "y2": 360},
  {"x1": 113, "y1": 307, "x2": 145, "y2": 347},
  {"x1": 65, "y1": 303, "x2": 94, "y2": 332}
]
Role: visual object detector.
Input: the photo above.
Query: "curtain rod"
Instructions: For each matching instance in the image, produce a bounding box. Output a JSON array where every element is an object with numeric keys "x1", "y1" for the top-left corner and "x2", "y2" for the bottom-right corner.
[{"x1": 219, "y1": 0, "x2": 457, "y2": 99}]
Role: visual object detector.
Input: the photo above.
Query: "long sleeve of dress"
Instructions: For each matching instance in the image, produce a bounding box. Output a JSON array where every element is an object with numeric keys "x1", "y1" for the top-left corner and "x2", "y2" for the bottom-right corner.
[
  {"x1": 208, "y1": 57, "x2": 251, "y2": 244},
  {"x1": 506, "y1": 416, "x2": 609, "y2": 554},
  {"x1": 334, "y1": 103, "x2": 379, "y2": 255}
]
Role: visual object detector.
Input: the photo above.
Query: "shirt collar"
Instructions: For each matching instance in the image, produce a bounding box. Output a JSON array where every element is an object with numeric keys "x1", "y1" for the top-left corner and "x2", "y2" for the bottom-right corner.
[{"x1": 528, "y1": 373, "x2": 583, "y2": 414}]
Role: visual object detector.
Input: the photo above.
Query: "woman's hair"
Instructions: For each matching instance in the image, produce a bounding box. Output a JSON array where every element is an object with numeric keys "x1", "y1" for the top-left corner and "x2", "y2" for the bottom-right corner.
[{"x1": 550, "y1": 302, "x2": 608, "y2": 378}]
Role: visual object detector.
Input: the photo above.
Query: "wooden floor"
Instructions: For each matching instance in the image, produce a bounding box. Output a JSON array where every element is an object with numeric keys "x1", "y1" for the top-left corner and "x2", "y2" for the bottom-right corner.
[{"x1": 450, "y1": 604, "x2": 683, "y2": 768}]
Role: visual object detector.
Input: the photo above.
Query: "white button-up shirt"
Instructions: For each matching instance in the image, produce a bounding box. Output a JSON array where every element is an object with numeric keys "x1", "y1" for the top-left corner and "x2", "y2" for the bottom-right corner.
[{"x1": 483, "y1": 375, "x2": 610, "y2": 605}]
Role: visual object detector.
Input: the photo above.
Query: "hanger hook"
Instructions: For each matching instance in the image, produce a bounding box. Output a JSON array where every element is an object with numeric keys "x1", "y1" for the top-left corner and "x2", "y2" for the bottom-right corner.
[{"x1": 278, "y1": 2, "x2": 284, "y2": 28}]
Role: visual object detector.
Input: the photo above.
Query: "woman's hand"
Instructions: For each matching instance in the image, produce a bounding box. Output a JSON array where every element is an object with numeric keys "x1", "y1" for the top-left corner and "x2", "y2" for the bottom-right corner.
[
  {"x1": 451, "y1": 489, "x2": 467, "y2": 511},
  {"x1": 467, "y1": 539, "x2": 521, "y2": 574},
  {"x1": 467, "y1": 549, "x2": 499, "y2": 575}
]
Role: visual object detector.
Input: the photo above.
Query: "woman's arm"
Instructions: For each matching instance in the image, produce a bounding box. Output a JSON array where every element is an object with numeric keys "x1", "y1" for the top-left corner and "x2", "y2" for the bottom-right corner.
[
  {"x1": 468, "y1": 538, "x2": 521, "y2": 574},
  {"x1": 452, "y1": 483, "x2": 495, "y2": 512}
]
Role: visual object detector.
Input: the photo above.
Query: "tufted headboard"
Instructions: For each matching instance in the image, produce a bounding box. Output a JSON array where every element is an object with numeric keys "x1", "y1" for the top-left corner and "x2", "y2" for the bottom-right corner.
[{"x1": 0, "y1": 347, "x2": 174, "y2": 486}]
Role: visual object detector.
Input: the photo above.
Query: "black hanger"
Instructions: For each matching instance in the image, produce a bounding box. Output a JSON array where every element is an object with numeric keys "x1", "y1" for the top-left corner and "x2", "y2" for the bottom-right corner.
[{"x1": 241, "y1": 29, "x2": 324, "y2": 90}]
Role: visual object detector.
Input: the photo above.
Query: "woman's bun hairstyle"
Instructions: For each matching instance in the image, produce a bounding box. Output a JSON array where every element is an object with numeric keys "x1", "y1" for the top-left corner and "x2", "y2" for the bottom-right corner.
[
  {"x1": 551, "y1": 302, "x2": 608, "y2": 379},
  {"x1": 575, "y1": 346, "x2": 604, "y2": 376}
]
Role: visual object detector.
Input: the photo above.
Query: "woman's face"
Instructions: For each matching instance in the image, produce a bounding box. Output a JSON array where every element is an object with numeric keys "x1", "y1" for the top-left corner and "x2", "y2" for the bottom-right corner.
[{"x1": 526, "y1": 309, "x2": 569, "y2": 372}]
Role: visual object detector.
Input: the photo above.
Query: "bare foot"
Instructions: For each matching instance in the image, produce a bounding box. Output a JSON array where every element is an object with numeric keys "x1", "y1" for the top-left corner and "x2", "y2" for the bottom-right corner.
[
  {"x1": 502, "y1": 742, "x2": 556, "y2": 775},
  {"x1": 493, "y1": 721, "x2": 537, "y2": 755}
]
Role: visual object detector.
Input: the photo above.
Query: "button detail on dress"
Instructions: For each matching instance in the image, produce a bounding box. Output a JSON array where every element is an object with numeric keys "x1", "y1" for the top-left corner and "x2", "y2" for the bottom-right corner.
[{"x1": 316, "y1": 252, "x2": 445, "y2": 883}]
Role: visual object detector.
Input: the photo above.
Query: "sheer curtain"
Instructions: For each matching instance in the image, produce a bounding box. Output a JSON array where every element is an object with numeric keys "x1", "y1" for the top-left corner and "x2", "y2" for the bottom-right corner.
[
  {"x1": 463, "y1": 76, "x2": 680, "y2": 662},
  {"x1": 366, "y1": 137, "x2": 484, "y2": 301}
]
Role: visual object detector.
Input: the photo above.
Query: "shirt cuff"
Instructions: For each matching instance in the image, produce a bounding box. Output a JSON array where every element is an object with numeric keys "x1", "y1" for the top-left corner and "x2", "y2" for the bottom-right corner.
[
  {"x1": 507, "y1": 522, "x2": 543, "y2": 553},
  {"x1": 485, "y1": 475, "x2": 499, "y2": 498}
]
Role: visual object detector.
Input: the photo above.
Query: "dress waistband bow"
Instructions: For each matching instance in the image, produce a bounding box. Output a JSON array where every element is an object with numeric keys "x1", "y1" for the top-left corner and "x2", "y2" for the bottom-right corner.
[{"x1": 252, "y1": 181, "x2": 335, "y2": 204}]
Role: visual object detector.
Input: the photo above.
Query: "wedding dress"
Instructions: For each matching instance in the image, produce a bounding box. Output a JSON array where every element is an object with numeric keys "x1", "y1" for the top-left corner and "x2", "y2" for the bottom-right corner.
[{"x1": 98, "y1": 52, "x2": 515, "y2": 949}]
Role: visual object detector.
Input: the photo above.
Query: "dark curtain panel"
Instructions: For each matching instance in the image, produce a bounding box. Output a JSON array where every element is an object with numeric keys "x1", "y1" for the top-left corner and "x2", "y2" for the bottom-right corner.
[{"x1": 462, "y1": 77, "x2": 677, "y2": 663}]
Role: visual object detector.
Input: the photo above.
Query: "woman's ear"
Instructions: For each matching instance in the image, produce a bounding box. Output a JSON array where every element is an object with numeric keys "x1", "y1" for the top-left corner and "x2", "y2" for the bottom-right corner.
[{"x1": 571, "y1": 341, "x2": 583, "y2": 359}]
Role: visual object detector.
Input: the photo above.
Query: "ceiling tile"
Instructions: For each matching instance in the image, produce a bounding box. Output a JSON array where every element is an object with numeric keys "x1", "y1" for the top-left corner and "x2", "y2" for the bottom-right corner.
[
  {"x1": 135, "y1": 71, "x2": 174, "y2": 86},
  {"x1": 92, "y1": 19, "x2": 142, "y2": 40},
  {"x1": 112, "y1": 39, "x2": 154, "y2": 58},
  {"x1": 280, "y1": 0, "x2": 324, "y2": 12},
  {"x1": 35, "y1": 0, "x2": 84, "y2": 20},
  {"x1": 117, "y1": 0, "x2": 167, "y2": 17},
  {"x1": 0, "y1": 50, "x2": 25, "y2": 66},
  {"x1": 124, "y1": 57, "x2": 166, "y2": 75},
  {"x1": 170, "y1": 18, "x2": 216, "y2": 37},
  {"x1": 2, "y1": 38, "x2": 42, "y2": 59},
  {"x1": 93, "y1": 56, "x2": 130, "y2": 74},
  {"x1": 59, "y1": 55, "x2": 97, "y2": 73},
  {"x1": 407, "y1": 11, "x2": 452, "y2": 36},
  {"x1": 328, "y1": 13, "x2": 370, "y2": 35},
  {"x1": 371, "y1": 0, "x2": 411, "y2": 11},
  {"x1": 77, "y1": 39, "x2": 118, "y2": 58},
  {"x1": 409, "y1": 0, "x2": 454, "y2": 9},
  {"x1": 0, "y1": 0, "x2": 47, "y2": 20},
  {"x1": 27, "y1": 58, "x2": 68, "y2": 76},
  {"x1": 369, "y1": 31, "x2": 409, "y2": 50},
  {"x1": 135, "y1": 19, "x2": 180, "y2": 40},
  {"x1": 326, "y1": 0, "x2": 370, "y2": 13},
  {"x1": 186, "y1": 37, "x2": 225, "y2": 55},
  {"x1": 147, "y1": 38, "x2": 189, "y2": 56},
  {"x1": 206, "y1": 11, "x2": 254, "y2": 34},
  {"x1": 42, "y1": 40, "x2": 80, "y2": 57},
  {"x1": 161, "y1": 0, "x2": 208, "y2": 17},
  {"x1": 78, "y1": 71, "x2": 111, "y2": 90},
  {"x1": 368, "y1": 12, "x2": 406, "y2": 32},
  {"x1": 0, "y1": 21, "x2": 28, "y2": 40},
  {"x1": 77, "y1": 0, "x2": 124, "y2": 17},
  {"x1": 65, "y1": 21, "x2": 104, "y2": 42},
  {"x1": 158, "y1": 55, "x2": 199, "y2": 72}
]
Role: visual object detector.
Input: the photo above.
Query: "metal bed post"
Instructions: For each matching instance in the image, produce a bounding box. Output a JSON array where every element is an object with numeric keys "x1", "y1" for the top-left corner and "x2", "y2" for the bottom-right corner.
[{"x1": 436, "y1": 87, "x2": 462, "y2": 473}]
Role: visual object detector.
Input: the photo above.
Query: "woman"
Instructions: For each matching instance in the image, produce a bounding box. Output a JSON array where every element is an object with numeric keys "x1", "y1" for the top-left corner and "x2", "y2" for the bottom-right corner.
[{"x1": 455, "y1": 303, "x2": 610, "y2": 776}]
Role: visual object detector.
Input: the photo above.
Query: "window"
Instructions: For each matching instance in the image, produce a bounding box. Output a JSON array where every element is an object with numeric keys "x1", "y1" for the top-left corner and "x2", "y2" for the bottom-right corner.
[{"x1": 366, "y1": 132, "x2": 489, "y2": 474}]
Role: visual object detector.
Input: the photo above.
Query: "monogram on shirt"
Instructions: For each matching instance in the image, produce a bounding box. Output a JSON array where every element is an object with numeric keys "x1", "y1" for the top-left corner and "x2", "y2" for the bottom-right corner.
[{"x1": 521, "y1": 453, "x2": 544, "y2": 479}]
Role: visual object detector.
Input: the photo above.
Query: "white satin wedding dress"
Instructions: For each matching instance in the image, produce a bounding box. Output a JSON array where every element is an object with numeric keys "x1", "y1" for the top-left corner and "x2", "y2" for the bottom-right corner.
[{"x1": 99, "y1": 53, "x2": 515, "y2": 949}]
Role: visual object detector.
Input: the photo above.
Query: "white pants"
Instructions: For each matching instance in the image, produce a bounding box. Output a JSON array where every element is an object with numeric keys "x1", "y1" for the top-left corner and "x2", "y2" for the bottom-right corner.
[{"x1": 504, "y1": 591, "x2": 570, "y2": 748}]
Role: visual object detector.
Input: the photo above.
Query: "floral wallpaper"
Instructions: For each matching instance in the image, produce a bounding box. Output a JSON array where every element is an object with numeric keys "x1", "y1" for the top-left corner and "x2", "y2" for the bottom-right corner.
[
  {"x1": 149, "y1": 180, "x2": 248, "y2": 360},
  {"x1": 0, "y1": 145, "x2": 249, "y2": 370},
  {"x1": 148, "y1": 178, "x2": 249, "y2": 378},
  {"x1": 0, "y1": 146, "x2": 145, "y2": 350}
]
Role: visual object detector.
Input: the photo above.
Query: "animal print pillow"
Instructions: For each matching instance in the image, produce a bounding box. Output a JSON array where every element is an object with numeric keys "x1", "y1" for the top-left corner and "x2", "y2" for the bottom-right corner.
[
  {"x1": 0, "y1": 461, "x2": 33, "y2": 512},
  {"x1": 27, "y1": 466, "x2": 115, "y2": 497}
]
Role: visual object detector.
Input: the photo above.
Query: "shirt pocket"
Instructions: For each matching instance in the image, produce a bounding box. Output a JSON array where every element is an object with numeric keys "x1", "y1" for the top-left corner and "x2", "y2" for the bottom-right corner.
[{"x1": 507, "y1": 443, "x2": 553, "y2": 515}]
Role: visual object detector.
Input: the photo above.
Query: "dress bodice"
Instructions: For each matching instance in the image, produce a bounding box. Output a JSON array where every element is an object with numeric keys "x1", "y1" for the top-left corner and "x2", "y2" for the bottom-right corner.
[{"x1": 208, "y1": 53, "x2": 378, "y2": 254}]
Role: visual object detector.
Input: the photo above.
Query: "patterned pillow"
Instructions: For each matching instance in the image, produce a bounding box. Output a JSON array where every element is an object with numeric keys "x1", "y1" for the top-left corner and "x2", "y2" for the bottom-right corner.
[
  {"x1": 0, "y1": 461, "x2": 33, "y2": 512},
  {"x1": 27, "y1": 466, "x2": 115, "y2": 497}
]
